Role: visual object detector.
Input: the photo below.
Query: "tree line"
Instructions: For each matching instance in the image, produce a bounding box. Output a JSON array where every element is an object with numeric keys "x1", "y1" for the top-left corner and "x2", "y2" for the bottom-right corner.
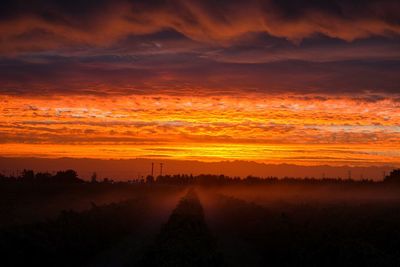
[{"x1": 1, "y1": 168, "x2": 399, "y2": 185}]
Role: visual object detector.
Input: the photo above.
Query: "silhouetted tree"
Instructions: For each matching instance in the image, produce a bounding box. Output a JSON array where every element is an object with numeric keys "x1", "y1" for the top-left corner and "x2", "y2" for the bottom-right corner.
[
  {"x1": 91, "y1": 172, "x2": 98, "y2": 183},
  {"x1": 384, "y1": 169, "x2": 400, "y2": 183},
  {"x1": 20, "y1": 169, "x2": 34, "y2": 182},
  {"x1": 35, "y1": 172, "x2": 52, "y2": 183},
  {"x1": 146, "y1": 175, "x2": 154, "y2": 184},
  {"x1": 54, "y1": 169, "x2": 83, "y2": 183}
]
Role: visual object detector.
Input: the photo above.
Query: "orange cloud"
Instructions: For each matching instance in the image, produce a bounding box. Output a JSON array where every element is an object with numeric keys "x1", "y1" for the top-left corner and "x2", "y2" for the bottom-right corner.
[
  {"x1": 1, "y1": 94, "x2": 399, "y2": 166},
  {"x1": 1, "y1": 1, "x2": 399, "y2": 167}
]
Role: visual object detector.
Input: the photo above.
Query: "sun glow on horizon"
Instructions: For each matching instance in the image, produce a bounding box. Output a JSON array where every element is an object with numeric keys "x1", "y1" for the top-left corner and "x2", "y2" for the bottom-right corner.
[{"x1": 1, "y1": 93, "x2": 399, "y2": 166}]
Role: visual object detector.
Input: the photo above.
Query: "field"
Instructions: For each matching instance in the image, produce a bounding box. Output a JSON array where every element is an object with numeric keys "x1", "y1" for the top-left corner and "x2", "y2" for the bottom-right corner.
[
  {"x1": 199, "y1": 184, "x2": 400, "y2": 266},
  {"x1": 1, "y1": 181, "x2": 400, "y2": 266}
]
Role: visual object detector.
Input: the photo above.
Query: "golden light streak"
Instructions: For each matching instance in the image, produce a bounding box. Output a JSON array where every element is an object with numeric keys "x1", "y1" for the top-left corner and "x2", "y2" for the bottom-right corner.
[{"x1": 1, "y1": 94, "x2": 399, "y2": 166}]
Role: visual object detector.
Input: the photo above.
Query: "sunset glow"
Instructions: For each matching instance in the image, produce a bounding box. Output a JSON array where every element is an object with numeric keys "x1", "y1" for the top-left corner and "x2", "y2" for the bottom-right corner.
[
  {"x1": 3, "y1": 2, "x2": 400, "y2": 266},
  {"x1": 1, "y1": 0, "x2": 400, "y2": 169},
  {"x1": 1, "y1": 94, "x2": 399, "y2": 165}
]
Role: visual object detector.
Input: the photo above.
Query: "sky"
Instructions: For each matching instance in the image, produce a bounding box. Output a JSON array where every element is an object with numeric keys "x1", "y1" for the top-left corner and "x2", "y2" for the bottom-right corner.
[{"x1": 0, "y1": 0, "x2": 400, "y2": 170}]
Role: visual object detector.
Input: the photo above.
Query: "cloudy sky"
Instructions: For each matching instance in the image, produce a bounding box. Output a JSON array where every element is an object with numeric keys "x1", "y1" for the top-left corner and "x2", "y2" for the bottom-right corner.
[{"x1": 1, "y1": 0, "x2": 400, "y2": 167}]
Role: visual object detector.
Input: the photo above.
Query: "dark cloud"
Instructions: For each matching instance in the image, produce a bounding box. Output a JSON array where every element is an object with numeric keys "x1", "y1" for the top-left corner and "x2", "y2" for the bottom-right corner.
[
  {"x1": 0, "y1": 0, "x2": 400, "y2": 53},
  {"x1": 206, "y1": 35, "x2": 400, "y2": 63},
  {"x1": 1, "y1": 53, "x2": 399, "y2": 96},
  {"x1": 0, "y1": 0, "x2": 399, "y2": 96}
]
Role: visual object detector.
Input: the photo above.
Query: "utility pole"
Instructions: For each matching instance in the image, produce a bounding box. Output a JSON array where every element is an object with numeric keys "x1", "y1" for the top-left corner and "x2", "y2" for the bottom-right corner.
[
  {"x1": 151, "y1": 162, "x2": 154, "y2": 177},
  {"x1": 160, "y1": 163, "x2": 163, "y2": 177},
  {"x1": 348, "y1": 170, "x2": 352, "y2": 180}
]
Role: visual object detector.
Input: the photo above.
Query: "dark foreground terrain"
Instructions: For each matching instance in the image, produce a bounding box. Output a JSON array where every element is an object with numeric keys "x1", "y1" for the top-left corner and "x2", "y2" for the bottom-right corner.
[
  {"x1": 138, "y1": 189, "x2": 222, "y2": 266},
  {"x1": 1, "y1": 179, "x2": 400, "y2": 267}
]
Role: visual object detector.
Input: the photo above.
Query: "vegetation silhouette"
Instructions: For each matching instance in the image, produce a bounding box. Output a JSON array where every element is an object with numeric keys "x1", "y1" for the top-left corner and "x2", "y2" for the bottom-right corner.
[
  {"x1": 204, "y1": 193, "x2": 400, "y2": 267},
  {"x1": 1, "y1": 169, "x2": 84, "y2": 184},
  {"x1": 384, "y1": 169, "x2": 400, "y2": 183},
  {"x1": 138, "y1": 189, "x2": 223, "y2": 267},
  {"x1": 3, "y1": 168, "x2": 400, "y2": 186},
  {"x1": 0, "y1": 186, "x2": 183, "y2": 267},
  {"x1": 0, "y1": 199, "x2": 148, "y2": 266},
  {"x1": 1, "y1": 168, "x2": 400, "y2": 266}
]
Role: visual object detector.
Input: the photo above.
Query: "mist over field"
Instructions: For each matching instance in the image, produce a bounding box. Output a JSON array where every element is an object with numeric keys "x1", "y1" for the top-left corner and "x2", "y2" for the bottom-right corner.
[
  {"x1": 2, "y1": 0, "x2": 400, "y2": 266},
  {"x1": 2, "y1": 169, "x2": 400, "y2": 266},
  {"x1": 0, "y1": 157, "x2": 394, "y2": 180}
]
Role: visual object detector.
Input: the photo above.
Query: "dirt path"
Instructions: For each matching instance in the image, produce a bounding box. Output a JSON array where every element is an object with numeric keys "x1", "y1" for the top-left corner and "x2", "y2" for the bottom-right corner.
[{"x1": 136, "y1": 188, "x2": 223, "y2": 267}]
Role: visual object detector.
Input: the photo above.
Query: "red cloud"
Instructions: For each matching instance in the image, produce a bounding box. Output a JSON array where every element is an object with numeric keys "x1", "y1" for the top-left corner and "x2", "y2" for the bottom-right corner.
[{"x1": 0, "y1": 0, "x2": 399, "y2": 53}]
